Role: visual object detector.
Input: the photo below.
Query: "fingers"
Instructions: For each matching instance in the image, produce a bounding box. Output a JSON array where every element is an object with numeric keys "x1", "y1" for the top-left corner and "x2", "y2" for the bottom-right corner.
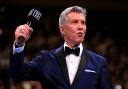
[{"x1": 15, "y1": 24, "x2": 33, "y2": 46}]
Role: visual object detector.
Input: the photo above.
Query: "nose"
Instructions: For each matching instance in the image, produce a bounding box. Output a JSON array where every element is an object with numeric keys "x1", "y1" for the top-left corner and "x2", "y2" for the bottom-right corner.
[{"x1": 78, "y1": 22, "x2": 84, "y2": 30}]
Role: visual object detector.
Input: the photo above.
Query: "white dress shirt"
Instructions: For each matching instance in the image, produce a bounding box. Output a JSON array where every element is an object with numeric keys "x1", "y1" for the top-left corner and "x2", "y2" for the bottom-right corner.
[{"x1": 64, "y1": 42, "x2": 83, "y2": 84}]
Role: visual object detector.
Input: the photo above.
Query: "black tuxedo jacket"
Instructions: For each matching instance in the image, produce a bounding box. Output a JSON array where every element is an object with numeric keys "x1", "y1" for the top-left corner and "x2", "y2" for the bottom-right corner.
[{"x1": 9, "y1": 45, "x2": 113, "y2": 89}]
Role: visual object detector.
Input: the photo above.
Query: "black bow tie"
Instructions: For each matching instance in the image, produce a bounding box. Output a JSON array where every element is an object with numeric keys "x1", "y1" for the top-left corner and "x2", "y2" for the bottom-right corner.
[{"x1": 65, "y1": 46, "x2": 80, "y2": 56}]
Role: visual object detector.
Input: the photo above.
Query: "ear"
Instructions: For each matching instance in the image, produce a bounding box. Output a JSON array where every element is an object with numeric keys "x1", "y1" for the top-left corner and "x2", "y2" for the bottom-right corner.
[{"x1": 60, "y1": 26, "x2": 64, "y2": 36}]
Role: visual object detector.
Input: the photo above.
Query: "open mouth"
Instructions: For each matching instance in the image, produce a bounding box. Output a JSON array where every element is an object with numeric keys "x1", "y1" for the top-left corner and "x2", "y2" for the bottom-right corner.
[{"x1": 77, "y1": 32, "x2": 84, "y2": 36}]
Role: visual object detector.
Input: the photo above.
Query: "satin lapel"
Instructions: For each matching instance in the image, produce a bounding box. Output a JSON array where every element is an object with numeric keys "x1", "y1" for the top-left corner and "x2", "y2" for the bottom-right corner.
[
  {"x1": 54, "y1": 45, "x2": 70, "y2": 86},
  {"x1": 72, "y1": 46, "x2": 89, "y2": 86}
]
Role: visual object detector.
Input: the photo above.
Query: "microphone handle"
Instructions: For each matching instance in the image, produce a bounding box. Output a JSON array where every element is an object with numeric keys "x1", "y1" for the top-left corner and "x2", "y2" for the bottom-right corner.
[{"x1": 17, "y1": 36, "x2": 25, "y2": 46}]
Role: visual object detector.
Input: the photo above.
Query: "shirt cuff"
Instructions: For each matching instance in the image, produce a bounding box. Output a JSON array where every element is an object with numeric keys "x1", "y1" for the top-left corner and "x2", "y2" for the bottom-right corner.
[{"x1": 13, "y1": 42, "x2": 25, "y2": 54}]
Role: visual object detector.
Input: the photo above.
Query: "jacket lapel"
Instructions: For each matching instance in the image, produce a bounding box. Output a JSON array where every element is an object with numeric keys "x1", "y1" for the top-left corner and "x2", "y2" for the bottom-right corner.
[
  {"x1": 72, "y1": 46, "x2": 89, "y2": 86},
  {"x1": 54, "y1": 45, "x2": 70, "y2": 86}
]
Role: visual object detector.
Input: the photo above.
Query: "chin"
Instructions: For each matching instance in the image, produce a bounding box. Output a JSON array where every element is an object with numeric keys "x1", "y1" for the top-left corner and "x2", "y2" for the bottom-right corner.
[{"x1": 76, "y1": 39, "x2": 84, "y2": 43}]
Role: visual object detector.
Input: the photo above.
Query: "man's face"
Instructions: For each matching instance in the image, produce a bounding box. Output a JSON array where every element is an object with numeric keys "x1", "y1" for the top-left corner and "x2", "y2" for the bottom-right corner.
[{"x1": 60, "y1": 12, "x2": 86, "y2": 47}]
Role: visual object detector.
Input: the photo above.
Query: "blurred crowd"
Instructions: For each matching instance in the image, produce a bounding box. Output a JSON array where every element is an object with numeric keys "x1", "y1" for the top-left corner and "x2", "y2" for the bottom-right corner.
[{"x1": 0, "y1": 6, "x2": 128, "y2": 89}]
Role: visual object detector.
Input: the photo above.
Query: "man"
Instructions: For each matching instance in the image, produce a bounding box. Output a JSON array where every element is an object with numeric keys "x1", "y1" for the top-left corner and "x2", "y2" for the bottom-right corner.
[{"x1": 9, "y1": 6, "x2": 113, "y2": 89}]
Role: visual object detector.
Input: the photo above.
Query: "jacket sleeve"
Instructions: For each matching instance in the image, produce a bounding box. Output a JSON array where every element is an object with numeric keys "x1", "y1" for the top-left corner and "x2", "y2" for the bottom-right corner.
[{"x1": 9, "y1": 50, "x2": 42, "y2": 81}]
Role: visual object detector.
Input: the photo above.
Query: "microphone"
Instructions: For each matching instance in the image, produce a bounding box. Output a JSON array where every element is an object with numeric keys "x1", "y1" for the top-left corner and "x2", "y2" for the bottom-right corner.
[
  {"x1": 17, "y1": 9, "x2": 42, "y2": 46},
  {"x1": 27, "y1": 8, "x2": 42, "y2": 27}
]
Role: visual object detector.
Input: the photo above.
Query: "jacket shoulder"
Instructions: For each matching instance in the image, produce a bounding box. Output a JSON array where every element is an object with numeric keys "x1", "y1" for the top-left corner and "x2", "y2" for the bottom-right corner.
[{"x1": 85, "y1": 49, "x2": 107, "y2": 64}]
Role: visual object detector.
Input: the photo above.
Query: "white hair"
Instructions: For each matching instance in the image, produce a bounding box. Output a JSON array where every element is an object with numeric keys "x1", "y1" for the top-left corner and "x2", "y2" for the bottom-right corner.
[{"x1": 59, "y1": 6, "x2": 87, "y2": 27}]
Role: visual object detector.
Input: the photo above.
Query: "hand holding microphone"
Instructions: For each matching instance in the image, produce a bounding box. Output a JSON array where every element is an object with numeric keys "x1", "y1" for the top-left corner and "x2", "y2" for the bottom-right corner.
[
  {"x1": 15, "y1": 9, "x2": 42, "y2": 47},
  {"x1": 15, "y1": 24, "x2": 33, "y2": 47}
]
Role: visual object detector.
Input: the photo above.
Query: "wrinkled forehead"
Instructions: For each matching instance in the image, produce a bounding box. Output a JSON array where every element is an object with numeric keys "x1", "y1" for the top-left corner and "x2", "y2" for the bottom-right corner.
[{"x1": 66, "y1": 12, "x2": 86, "y2": 21}]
